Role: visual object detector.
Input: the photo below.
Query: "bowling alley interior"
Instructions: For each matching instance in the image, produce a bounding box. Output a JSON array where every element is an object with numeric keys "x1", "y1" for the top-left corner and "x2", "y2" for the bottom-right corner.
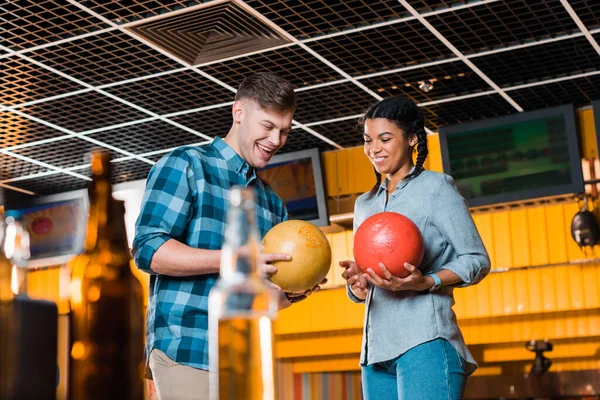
[{"x1": 2, "y1": 1, "x2": 600, "y2": 399}]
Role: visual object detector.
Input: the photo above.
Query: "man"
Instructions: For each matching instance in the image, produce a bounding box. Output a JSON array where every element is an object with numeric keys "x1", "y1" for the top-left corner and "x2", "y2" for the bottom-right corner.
[{"x1": 133, "y1": 72, "x2": 323, "y2": 399}]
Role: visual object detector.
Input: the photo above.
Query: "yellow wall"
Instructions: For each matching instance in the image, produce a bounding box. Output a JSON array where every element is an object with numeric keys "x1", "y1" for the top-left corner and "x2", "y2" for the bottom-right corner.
[{"x1": 579, "y1": 108, "x2": 598, "y2": 159}]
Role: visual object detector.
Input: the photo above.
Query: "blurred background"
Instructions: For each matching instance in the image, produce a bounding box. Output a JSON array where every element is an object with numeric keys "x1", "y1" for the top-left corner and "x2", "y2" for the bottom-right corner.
[{"x1": 2, "y1": 1, "x2": 600, "y2": 399}]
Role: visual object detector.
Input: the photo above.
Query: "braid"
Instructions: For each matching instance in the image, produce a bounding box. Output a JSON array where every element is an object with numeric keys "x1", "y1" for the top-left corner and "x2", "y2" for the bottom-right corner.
[
  {"x1": 367, "y1": 168, "x2": 382, "y2": 199},
  {"x1": 405, "y1": 124, "x2": 428, "y2": 181}
]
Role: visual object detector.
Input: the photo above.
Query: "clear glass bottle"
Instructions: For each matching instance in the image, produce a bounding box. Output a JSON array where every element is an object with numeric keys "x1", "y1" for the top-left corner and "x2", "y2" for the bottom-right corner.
[
  {"x1": 208, "y1": 186, "x2": 279, "y2": 400},
  {"x1": 68, "y1": 150, "x2": 145, "y2": 400}
]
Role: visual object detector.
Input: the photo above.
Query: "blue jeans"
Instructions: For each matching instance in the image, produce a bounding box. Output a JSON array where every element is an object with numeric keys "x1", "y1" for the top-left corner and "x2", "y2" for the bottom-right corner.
[{"x1": 361, "y1": 339, "x2": 467, "y2": 400}]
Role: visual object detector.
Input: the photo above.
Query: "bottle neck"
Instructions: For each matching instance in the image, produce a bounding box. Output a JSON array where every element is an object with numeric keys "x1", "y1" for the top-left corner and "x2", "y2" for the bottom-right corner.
[
  {"x1": 84, "y1": 178, "x2": 112, "y2": 252},
  {"x1": 220, "y1": 191, "x2": 261, "y2": 280}
]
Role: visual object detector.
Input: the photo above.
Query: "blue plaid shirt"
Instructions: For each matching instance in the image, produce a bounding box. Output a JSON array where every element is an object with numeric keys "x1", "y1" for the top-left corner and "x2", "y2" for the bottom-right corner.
[{"x1": 133, "y1": 137, "x2": 287, "y2": 370}]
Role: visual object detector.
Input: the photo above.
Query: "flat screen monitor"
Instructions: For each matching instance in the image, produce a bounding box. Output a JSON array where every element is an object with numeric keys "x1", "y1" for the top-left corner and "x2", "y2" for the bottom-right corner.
[
  {"x1": 257, "y1": 148, "x2": 329, "y2": 227},
  {"x1": 439, "y1": 104, "x2": 583, "y2": 207},
  {"x1": 5, "y1": 198, "x2": 86, "y2": 266}
]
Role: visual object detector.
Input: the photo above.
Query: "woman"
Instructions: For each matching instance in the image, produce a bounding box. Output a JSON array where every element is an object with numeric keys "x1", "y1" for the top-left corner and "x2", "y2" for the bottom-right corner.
[{"x1": 340, "y1": 96, "x2": 490, "y2": 400}]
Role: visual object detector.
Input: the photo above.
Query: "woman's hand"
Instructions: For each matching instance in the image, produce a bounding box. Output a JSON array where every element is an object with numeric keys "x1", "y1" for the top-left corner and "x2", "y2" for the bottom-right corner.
[
  {"x1": 363, "y1": 262, "x2": 430, "y2": 292},
  {"x1": 340, "y1": 260, "x2": 368, "y2": 296}
]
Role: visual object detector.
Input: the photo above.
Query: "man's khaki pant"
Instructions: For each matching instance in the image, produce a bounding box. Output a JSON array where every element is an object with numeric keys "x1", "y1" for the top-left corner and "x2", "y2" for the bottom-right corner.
[{"x1": 149, "y1": 348, "x2": 210, "y2": 400}]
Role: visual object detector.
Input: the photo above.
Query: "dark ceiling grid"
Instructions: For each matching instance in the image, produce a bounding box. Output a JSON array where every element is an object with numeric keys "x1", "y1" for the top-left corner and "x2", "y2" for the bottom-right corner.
[
  {"x1": 200, "y1": 45, "x2": 348, "y2": 89},
  {"x1": 5, "y1": 107, "x2": 158, "y2": 169},
  {"x1": 26, "y1": 30, "x2": 182, "y2": 86},
  {"x1": 169, "y1": 105, "x2": 235, "y2": 139},
  {"x1": 17, "y1": 91, "x2": 150, "y2": 132},
  {"x1": 10, "y1": 136, "x2": 102, "y2": 169},
  {"x1": 67, "y1": 0, "x2": 346, "y2": 148},
  {"x1": 2, "y1": 45, "x2": 213, "y2": 142},
  {"x1": 424, "y1": 0, "x2": 581, "y2": 55},
  {"x1": 293, "y1": 81, "x2": 382, "y2": 124},
  {"x1": 359, "y1": 60, "x2": 492, "y2": 104},
  {"x1": 0, "y1": 152, "x2": 50, "y2": 181},
  {"x1": 0, "y1": 146, "x2": 90, "y2": 181},
  {"x1": 0, "y1": 0, "x2": 110, "y2": 50},
  {"x1": 559, "y1": 0, "x2": 600, "y2": 58},
  {"x1": 243, "y1": 0, "x2": 410, "y2": 40},
  {"x1": 304, "y1": 22, "x2": 456, "y2": 77},
  {"x1": 233, "y1": 0, "x2": 390, "y2": 115},
  {"x1": 0, "y1": 0, "x2": 599, "y2": 197},
  {"x1": 398, "y1": 0, "x2": 523, "y2": 113},
  {"x1": 304, "y1": 118, "x2": 364, "y2": 149},
  {"x1": 471, "y1": 36, "x2": 600, "y2": 88},
  {"x1": 102, "y1": 70, "x2": 235, "y2": 115},
  {"x1": 28, "y1": 46, "x2": 214, "y2": 140},
  {"x1": 1, "y1": 110, "x2": 70, "y2": 149},
  {"x1": 505, "y1": 71, "x2": 600, "y2": 111},
  {"x1": 87, "y1": 120, "x2": 210, "y2": 156},
  {"x1": 1, "y1": 1, "x2": 233, "y2": 164},
  {"x1": 422, "y1": 93, "x2": 517, "y2": 130},
  {"x1": 1, "y1": 56, "x2": 86, "y2": 105},
  {"x1": 6, "y1": 13, "x2": 598, "y2": 118},
  {"x1": 569, "y1": 0, "x2": 600, "y2": 30}
]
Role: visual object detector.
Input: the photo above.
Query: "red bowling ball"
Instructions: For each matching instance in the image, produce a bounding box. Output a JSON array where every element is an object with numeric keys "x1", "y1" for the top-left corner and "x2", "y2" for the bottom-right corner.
[{"x1": 353, "y1": 212, "x2": 424, "y2": 278}]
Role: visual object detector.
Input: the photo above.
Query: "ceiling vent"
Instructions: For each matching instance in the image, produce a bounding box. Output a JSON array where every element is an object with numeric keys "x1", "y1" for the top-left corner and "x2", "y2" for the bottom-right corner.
[{"x1": 127, "y1": 1, "x2": 292, "y2": 66}]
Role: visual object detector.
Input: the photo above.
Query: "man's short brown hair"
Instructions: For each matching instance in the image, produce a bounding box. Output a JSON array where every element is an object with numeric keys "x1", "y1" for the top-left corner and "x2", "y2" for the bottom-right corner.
[{"x1": 234, "y1": 72, "x2": 296, "y2": 114}]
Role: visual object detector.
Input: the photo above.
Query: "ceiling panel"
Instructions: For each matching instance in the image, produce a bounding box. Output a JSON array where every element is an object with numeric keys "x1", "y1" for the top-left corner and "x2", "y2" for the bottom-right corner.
[
  {"x1": 294, "y1": 82, "x2": 378, "y2": 124},
  {"x1": 244, "y1": 0, "x2": 409, "y2": 40},
  {"x1": 10, "y1": 137, "x2": 100, "y2": 168},
  {"x1": 201, "y1": 45, "x2": 344, "y2": 89},
  {"x1": 87, "y1": 120, "x2": 208, "y2": 155},
  {"x1": 471, "y1": 36, "x2": 600, "y2": 87},
  {"x1": 405, "y1": 0, "x2": 466, "y2": 13},
  {"x1": 423, "y1": 94, "x2": 516, "y2": 130},
  {"x1": 170, "y1": 106, "x2": 233, "y2": 138},
  {"x1": 426, "y1": 0, "x2": 579, "y2": 54},
  {"x1": 305, "y1": 22, "x2": 455, "y2": 76},
  {"x1": 0, "y1": 153, "x2": 49, "y2": 181},
  {"x1": 1, "y1": 111, "x2": 67, "y2": 149},
  {"x1": 18, "y1": 91, "x2": 149, "y2": 132},
  {"x1": 83, "y1": 0, "x2": 203, "y2": 24},
  {"x1": 307, "y1": 118, "x2": 363, "y2": 148},
  {"x1": 1, "y1": 0, "x2": 109, "y2": 51},
  {"x1": 27, "y1": 30, "x2": 181, "y2": 86},
  {"x1": 103, "y1": 70, "x2": 234, "y2": 115},
  {"x1": 1, "y1": 56, "x2": 86, "y2": 105},
  {"x1": 359, "y1": 61, "x2": 491, "y2": 103},
  {"x1": 506, "y1": 73, "x2": 600, "y2": 111},
  {"x1": 569, "y1": 0, "x2": 600, "y2": 30}
]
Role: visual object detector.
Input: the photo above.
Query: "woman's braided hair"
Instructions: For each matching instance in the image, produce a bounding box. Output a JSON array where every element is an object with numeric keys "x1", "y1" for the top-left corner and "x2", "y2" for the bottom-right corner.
[{"x1": 358, "y1": 97, "x2": 428, "y2": 199}]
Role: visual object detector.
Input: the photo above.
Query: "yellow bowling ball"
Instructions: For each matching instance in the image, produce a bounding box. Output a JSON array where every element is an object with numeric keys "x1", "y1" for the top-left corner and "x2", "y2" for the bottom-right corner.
[{"x1": 262, "y1": 220, "x2": 332, "y2": 293}]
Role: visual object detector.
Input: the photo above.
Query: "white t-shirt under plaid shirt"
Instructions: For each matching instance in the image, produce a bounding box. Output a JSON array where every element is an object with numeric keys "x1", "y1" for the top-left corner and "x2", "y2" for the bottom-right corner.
[{"x1": 133, "y1": 137, "x2": 287, "y2": 370}]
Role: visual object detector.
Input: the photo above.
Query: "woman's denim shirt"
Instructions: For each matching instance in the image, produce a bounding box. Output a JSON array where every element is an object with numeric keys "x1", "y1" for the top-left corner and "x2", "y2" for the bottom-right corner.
[{"x1": 348, "y1": 170, "x2": 491, "y2": 374}]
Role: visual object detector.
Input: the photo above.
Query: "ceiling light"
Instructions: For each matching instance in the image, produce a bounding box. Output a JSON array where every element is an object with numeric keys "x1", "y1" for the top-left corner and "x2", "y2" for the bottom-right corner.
[{"x1": 419, "y1": 81, "x2": 434, "y2": 93}]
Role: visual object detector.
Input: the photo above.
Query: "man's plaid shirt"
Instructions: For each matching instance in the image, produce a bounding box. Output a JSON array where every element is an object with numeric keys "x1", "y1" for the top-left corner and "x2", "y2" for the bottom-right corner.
[{"x1": 133, "y1": 137, "x2": 287, "y2": 370}]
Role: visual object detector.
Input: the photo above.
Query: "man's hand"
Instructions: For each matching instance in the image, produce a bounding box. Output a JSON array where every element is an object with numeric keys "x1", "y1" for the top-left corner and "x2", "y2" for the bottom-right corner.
[
  {"x1": 258, "y1": 252, "x2": 290, "y2": 291},
  {"x1": 284, "y1": 277, "x2": 328, "y2": 304}
]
